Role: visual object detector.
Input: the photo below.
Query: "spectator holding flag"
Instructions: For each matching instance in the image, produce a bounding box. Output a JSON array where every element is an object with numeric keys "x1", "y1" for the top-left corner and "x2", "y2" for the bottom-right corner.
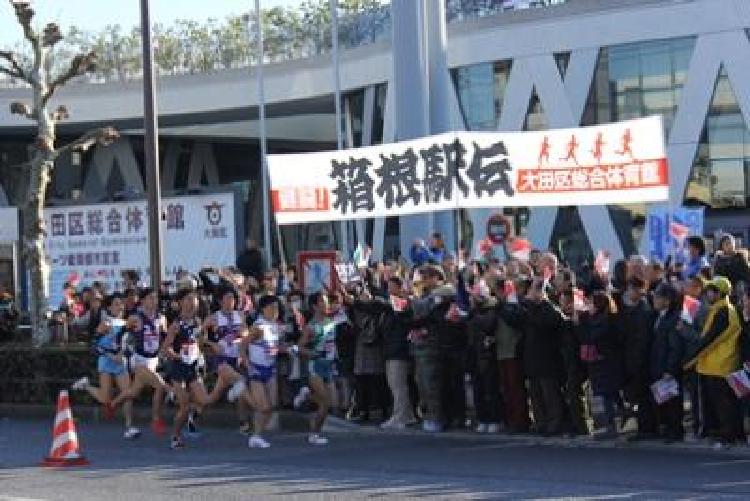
[{"x1": 649, "y1": 283, "x2": 684, "y2": 442}]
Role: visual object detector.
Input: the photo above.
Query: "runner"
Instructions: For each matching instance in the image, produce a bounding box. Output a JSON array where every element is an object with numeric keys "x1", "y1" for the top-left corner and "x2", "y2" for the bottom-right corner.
[
  {"x1": 71, "y1": 293, "x2": 139, "y2": 439},
  {"x1": 294, "y1": 291, "x2": 335, "y2": 446},
  {"x1": 238, "y1": 295, "x2": 283, "y2": 448},
  {"x1": 162, "y1": 288, "x2": 214, "y2": 449},
  {"x1": 110, "y1": 288, "x2": 170, "y2": 435},
  {"x1": 201, "y1": 288, "x2": 250, "y2": 409}
]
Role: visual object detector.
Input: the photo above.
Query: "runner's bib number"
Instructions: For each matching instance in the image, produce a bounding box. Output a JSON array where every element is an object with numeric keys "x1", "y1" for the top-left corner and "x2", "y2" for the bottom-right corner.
[
  {"x1": 144, "y1": 333, "x2": 160, "y2": 354},
  {"x1": 181, "y1": 342, "x2": 199, "y2": 364}
]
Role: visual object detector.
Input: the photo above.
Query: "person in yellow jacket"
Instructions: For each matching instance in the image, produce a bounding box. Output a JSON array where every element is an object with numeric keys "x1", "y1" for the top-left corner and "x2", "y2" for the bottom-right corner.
[{"x1": 684, "y1": 276, "x2": 744, "y2": 447}]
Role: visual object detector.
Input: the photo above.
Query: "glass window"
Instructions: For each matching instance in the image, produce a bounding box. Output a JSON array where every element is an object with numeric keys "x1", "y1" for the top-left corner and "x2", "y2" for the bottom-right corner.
[
  {"x1": 581, "y1": 37, "x2": 696, "y2": 255},
  {"x1": 686, "y1": 67, "x2": 750, "y2": 209},
  {"x1": 524, "y1": 88, "x2": 548, "y2": 131},
  {"x1": 452, "y1": 60, "x2": 512, "y2": 131}
]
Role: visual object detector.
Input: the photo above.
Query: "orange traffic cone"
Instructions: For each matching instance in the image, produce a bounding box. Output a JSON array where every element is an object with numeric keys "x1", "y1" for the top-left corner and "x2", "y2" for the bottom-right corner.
[{"x1": 40, "y1": 390, "x2": 89, "y2": 467}]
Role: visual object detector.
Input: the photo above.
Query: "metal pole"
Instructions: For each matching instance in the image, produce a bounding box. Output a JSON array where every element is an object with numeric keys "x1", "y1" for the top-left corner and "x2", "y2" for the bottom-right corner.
[
  {"x1": 140, "y1": 0, "x2": 163, "y2": 290},
  {"x1": 255, "y1": 0, "x2": 272, "y2": 266},
  {"x1": 331, "y1": 0, "x2": 348, "y2": 256}
]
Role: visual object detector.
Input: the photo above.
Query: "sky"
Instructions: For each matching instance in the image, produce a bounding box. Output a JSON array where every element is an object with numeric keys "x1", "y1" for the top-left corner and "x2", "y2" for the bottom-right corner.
[{"x1": 0, "y1": 0, "x2": 305, "y2": 46}]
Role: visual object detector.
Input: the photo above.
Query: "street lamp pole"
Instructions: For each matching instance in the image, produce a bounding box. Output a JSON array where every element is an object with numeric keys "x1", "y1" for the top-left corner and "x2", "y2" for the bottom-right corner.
[
  {"x1": 140, "y1": 0, "x2": 163, "y2": 290},
  {"x1": 255, "y1": 0, "x2": 272, "y2": 267}
]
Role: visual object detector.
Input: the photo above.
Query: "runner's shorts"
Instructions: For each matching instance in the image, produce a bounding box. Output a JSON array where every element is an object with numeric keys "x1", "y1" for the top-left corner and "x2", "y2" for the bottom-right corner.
[
  {"x1": 248, "y1": 363, "x2": 275, "y2": 384},
  {"x1": 308, "y1": 359, "x2": 333, "y2": 383},
  {"x1": 130, "y1": 353, "x2": 159, "y2": 372},
  {"x1": 168, "y1": 360, "x2": 200, "y2": 384},
  {"x1": 98, "y1": 355, "x2": 126, "y2": 376}
]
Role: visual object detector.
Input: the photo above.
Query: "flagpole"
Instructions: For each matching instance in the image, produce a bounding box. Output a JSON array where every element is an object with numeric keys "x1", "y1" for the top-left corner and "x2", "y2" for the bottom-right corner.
[
  {"x1": 331, "y1": 0, "x2": 348, "y2": 257},
  {"x1": 254, "y1": 0, "x2": 272, "y2": 266}
]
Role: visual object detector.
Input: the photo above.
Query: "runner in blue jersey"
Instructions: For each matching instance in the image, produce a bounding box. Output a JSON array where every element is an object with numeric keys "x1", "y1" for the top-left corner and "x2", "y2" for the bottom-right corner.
[
  {"x1": 71, "y1": 293, "x2": 139, "y2": 439},
  {"x1": 295, "y1": 292, "x2": 335, "y2": 446},
  {"x1": 110, "y1": 288, "x2": 171, "y2": 435},
  {"x1": 238, "y1": 294, "x2": 284, "y2": 449}
]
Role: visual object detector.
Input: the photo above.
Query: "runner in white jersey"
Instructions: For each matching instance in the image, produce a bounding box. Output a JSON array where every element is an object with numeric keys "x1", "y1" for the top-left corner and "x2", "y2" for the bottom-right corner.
[
  {"x1": 201, "y1": 288, "x2": 251, "y2": 422},
  {"x1": 110, "y1": 288, "x2": 171, "y2": 435},
  {"x1": 238, "y1": 295, "x2": 283, "y2": 448}
]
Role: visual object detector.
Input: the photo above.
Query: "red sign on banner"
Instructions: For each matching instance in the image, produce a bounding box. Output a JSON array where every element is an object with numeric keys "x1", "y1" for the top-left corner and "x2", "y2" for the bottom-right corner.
[
  {"x1": 517, "y1": 160, "x2": 668, "y2": 194},
  {"x1": 272, "y1": 187, "x2": 330, "y2": 213}
]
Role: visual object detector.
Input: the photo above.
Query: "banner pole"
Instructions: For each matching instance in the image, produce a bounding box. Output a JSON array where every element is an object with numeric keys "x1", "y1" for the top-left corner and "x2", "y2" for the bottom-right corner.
[{"x1": 331, "y1": 0, "x2": 349, "y2": 257}]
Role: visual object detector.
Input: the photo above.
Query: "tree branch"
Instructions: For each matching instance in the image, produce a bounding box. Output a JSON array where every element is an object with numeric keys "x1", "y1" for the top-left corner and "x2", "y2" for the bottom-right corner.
[
  {"x1": 52, "y1": 127, "x2": 120, "y2": 160},
  {"x1": 10, "y1": 1, "x2": 41, "y2": 77},
  {"x1": 42, "y1": 52, "x2": 96, "y2": 105},
  {"x1": 0, "y1": 50, "x2": 30, "y2": 83}
]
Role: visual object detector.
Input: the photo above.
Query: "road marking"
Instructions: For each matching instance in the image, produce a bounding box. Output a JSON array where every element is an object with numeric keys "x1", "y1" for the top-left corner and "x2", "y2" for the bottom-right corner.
[
  {"x1": 0, "y1": 497, "x2": 47, "y2": 501},
  {"x1": 703, "y1": 479, "x2": 750, "y2": 488},
  {"x1": 449, "y1": 442, "x2": 530, "y2": 452},
  {"x1": 700, "y1": 459, "x2": 750, "y2": 467}
]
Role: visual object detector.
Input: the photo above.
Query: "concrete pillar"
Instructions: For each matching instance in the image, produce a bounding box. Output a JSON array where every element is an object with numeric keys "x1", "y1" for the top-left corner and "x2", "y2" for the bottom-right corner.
[
  {"x1": 392, "y1": 0, "x2": 433, "y2": 260},
  {"x1": 392, "y1": 0, "x2": 458, "y2": 261}
]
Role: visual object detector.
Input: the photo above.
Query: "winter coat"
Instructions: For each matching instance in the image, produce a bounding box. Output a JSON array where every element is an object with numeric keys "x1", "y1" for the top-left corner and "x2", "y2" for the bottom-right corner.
[
  {"x1": 621, "y1": 298, "x2": 655, "y2": 385},
  {"x1": 685, "y1": 297, "x2": 742, "y2": 377},
  {"x1": 577, "y1": 311, "x2": 624, "y2": 396},
  {"x1": 714, "y1": 253, "x2": 750, "y2": 289},
  {"x1": 502, "y1": 298, "x2": 565, "y2": 379},
  {"x1": 348, "y1": 304, "x2": 385, "y2": 375},
  {"x1": 649, "y1": 309, "x2": 683, "y2": 381},
  {"x1": 351, "y1": 298, "x2": 410, "y2": 361},
  {"x1": 495, "y1": 308, "x2": 523, "y2": 361}
]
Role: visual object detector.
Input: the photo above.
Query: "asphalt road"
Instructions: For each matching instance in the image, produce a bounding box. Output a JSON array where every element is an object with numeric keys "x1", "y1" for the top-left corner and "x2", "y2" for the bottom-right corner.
[{"x1": 3, "y1": 418, "x2": 750, "y2": 500}]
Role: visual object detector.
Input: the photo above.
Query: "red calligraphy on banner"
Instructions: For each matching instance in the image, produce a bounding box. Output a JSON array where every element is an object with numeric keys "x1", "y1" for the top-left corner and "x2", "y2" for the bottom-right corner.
[
  {"x1": 271, "y1": 187, "x2": 330, "y2": 212},
  {"x1": 516, "y1": 159, "x2": 668, "y2": 193}
]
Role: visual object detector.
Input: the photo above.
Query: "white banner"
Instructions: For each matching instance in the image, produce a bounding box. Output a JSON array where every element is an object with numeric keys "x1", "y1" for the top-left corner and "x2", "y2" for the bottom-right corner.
[
  {"x1": 268, "y1": 116, "x2": 669, "y2": 225},
  {"x1": 44, "y1": 192, "x2": 236, "y2": 306}
]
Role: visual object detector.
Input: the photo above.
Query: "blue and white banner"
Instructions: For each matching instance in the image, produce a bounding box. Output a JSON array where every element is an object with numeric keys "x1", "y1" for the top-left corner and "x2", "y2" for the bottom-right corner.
[{"x1": 646, "y1": 206, "x2": 704, "y2": 263}]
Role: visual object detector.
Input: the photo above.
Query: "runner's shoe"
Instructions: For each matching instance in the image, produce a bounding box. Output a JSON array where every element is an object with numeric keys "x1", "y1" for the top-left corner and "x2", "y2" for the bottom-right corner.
[
  {"x1": 123, "y1": 427, "x2": 142, "y2": 440},
  {"x1": 71, "y1": 376, "x2": 90, "y2": 391},
  {"x1": 186, "y1": 409, "x2": 202, "y2": 438},
  {"x1": 170, "y1": 435, "x2": 185, "y2": 450},
  {"x1": 248, "y1": 435, "x2": 271, "y2": 449},
  {"x1": 151, "y1": 418, "x2": 168, "y2": 436},
  {"x1": 227, "y1": 380, "x2": 247, "y2": 403},
  {"x1": 307, "y1": 433, "x2": 329, "y2": 446}
]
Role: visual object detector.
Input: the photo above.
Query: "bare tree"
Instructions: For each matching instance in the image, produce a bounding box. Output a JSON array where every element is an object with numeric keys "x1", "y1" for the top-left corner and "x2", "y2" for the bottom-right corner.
[{"x1": 0, "y1": 0, "x2": 119, "y2": 346}]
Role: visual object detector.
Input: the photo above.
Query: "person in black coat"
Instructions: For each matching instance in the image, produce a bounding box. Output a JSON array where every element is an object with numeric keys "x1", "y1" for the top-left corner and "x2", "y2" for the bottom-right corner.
[
  {"x1": 236, "y1": 239, "x2": 264, "y2": 281},
  {"x1": 503, "y1": 277, "x2": 566, "y2": 435},
  {"x1": 575, "y1": 291, "x2": 624, "y2": 438},
  {"x1": 650, "y1": 283, "x2": 685, "y2": 442},
  {"x1": 621, "y1": 277, "x2": 657, "y2": 439}
]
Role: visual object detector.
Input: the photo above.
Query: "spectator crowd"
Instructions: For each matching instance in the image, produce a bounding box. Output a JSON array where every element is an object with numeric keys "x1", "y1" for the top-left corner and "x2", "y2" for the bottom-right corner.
[{"x1": 50, "y1": 232, "x2": 750, "y2": 449}]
